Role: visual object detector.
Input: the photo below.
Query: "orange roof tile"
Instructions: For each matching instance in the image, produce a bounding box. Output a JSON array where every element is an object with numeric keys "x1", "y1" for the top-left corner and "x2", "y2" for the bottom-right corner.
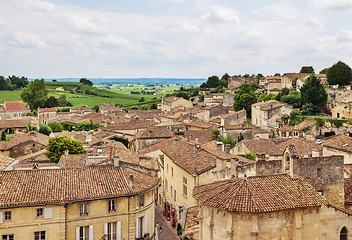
[{"x1": 4, "y1": 101, "x2": 30, "y2": 112}]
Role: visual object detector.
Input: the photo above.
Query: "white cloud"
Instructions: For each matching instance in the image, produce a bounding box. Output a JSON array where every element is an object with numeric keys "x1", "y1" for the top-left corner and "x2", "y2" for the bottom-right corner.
[
  {"x1": 12, "y1": 33, "x2": 48, "y2": 48},
  {"x1": 312, "y1": 0, "x2": 352, "y2": 10},
  {"x1": 336, "y1": 30, "x2": 352, "y2": 42},
  {"x1": 200, "y1": 6, "x2": 240, "y2": 24},
  {"x1": 13, "y1": 0, "x2": 55, "y2": 11},
  {"x1": 303, "y1": 17, "x2": 323, "y2": 28}
]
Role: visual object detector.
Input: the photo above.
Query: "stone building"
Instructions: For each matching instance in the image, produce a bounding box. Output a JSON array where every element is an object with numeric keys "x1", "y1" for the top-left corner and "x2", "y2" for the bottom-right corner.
[
  {"x1": 193, "y1": 174, "x2": 352, "y2": 240},
  {"x1": 132, "y1": 126, "x2": 174, "y2": 152},
  {"x1": 232, "y1": 139, "x2": 283, "y2": 161},
  {"x1": 160, "y1": 96, "x2": 193, "y2": 112},
  {"x1": 191, "y1": 105, "x2": 229, "y2": 122},
  {"x1": 38, "y1": 108, "x2": 58, "y2": 124},
  {"x1": 0, "y1": 166, "x2": 159, "y2": 240},
  {"x1": 2, "y1": 101, "x2": 31, "y2": 119},
  {"x1": 219, "y1": 110, "x2": 246, "y2": 126},
  {"x1": 251, "y1": 100, "x2": 292, "y2": 130},
  {"x1": 323, "y1": 135, "x2": 352, "y2": 164}
]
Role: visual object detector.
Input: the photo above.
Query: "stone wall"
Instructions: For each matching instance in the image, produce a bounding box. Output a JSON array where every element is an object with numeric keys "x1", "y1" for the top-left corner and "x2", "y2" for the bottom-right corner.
[
  {"x1": 10, "y1": 141, "x2": 47, "y2": 159},
  {"x1": 255, "y1": 160, "x2": 282, "y2": 176},
  {"x1": 292, "y1": 156, "x2": 344, "y2": 206}
]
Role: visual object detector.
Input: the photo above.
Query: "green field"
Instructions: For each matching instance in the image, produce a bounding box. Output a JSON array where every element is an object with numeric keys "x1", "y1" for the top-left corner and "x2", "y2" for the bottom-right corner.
[{"x1": 0, "y1": 82, "x2": 177, "y2": 108}]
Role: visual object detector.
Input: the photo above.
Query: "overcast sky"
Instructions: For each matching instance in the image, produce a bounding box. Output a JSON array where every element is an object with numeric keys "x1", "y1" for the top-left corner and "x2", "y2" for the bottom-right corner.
[{"x1": 0, "y1": 0, "x2": 352, "y2": 78}]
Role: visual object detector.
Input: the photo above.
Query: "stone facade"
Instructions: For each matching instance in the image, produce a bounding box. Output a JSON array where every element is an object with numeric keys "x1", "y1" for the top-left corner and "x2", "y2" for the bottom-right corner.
[{"x1": 198, "y1": 204, "x2": 352, "y2": 240}]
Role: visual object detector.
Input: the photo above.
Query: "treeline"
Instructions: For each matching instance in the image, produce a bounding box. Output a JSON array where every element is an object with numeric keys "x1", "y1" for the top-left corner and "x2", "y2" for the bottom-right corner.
[{"x1": 0, "y1": 75, "x2": 28, "y2": 90}]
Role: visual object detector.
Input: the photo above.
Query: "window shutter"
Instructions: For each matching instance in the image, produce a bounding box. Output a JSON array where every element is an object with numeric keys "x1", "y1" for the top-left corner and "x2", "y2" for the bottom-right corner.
[
  {"x1": 0, "y1": 212, "x2": 3, "y2": 223},
  {"x1": 143, "y1": 215, "x2": 148, "y2": 235},
  {"x1": 76, "y1": 227, "x2": 80, "y2": 240},
  {"x1": 44, "y1": 207, "x2": 53, "y2": 219},
  {"x1": 117, "y1": 221, "x2": 121, "y2": 240},
  {"x1": 136, "y1": 218, "x2": 139, "y2": 238},
  {"x1": 104, "y1": 223, "x2": 108, "y2": 235},
  {"x1": 89, "y1": 225, "x2": 93, "y2": 240}
]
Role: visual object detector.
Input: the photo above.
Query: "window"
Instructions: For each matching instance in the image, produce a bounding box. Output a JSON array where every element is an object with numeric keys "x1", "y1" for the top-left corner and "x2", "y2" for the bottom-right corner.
[
  {"x1": 317, "y1": 168, "x2": 321, "y2": 177},
  {"x1": 79, "y1": 226, "x2": 89, "y2": 240},
  {"x1": 2, "y1": 235, "x2": 14, "y2": 240},
  {"x1": 80, "y1": 203, "x2": 88, "y2": 216},
  {"x1": 341, "y1": 226, "x2": 348, "y2": 240},
  {"x1": 4, "y1": 211, "x2": 11, "y2": 221},
  {"x1": 174, "y1": 189, "x2": 177, "y2": 202},
  {"x1": 136, "y1": 216, "x2": 146, "y2": 238},
  {"x1": 36, "y1": 208, "x2": 43, "y2": 218},
  {"x1": 34, "y1": 231, "x2": 45, "y2": 240},
  {"x1": 108, "y1": 200, "x2": 116, "y2": 212},
  {"x1": 183, "y1": 177, "x2": 187, "y2": 196},
  {"x1": 165, "y1": 179, "x2": 168, "y2": 192},
  {"x1": 105, "y1": 222, "x2": 121, "y2": 240},
  {"x1": 139, "y1": 195, "x2": 144, "y2": 207},
  {"x1": 171, "y1": 167, "x2": 173, "y2": 177}
]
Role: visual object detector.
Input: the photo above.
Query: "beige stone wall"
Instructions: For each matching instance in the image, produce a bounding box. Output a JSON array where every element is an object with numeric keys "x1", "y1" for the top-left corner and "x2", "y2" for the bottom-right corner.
[
  {"x1": 323, "y1": 147, "x2": 352, "y2": 164},
  {"x1": 198, "y1": 205, "x2": 352, "y2": 240},
  {"x1": 0, "y1": 191, "x2": 156, "y2": 240}
]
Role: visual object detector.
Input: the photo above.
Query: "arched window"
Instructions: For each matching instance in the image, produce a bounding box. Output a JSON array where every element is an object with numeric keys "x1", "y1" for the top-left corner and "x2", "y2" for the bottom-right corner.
[{"x1": 340, "y1": 226, "x2": 348, "y2": 240}]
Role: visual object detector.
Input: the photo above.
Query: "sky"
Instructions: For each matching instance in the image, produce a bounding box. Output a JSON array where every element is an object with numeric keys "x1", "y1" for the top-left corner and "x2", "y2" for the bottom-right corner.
[{"x1": 0, "y1": 0, "x2": 352, "y2": 78}]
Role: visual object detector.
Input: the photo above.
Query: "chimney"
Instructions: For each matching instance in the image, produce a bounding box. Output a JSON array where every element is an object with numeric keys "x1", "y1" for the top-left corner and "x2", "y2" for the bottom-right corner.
[
  {"x1": 224, "y1": 144, "x2": 231, "y2": 154},
  {"x1": 64, "y1": 149, "x2": 69, "y2": 156},
  {"x1": 114, "y1": 157, "x2": 120, "y2": 167},
  {"x1": 129, "y1": 174, "x2": 134, "y2": 189},
  {"x1": 216, "y1": 142, "x2": 223, "y2": 152},
  {"x1": 194, "y1": 143, "x2": 201, "y2": 153},
  {"x1": 174, "y1": 138, "x2": 180, "y2": 145}
]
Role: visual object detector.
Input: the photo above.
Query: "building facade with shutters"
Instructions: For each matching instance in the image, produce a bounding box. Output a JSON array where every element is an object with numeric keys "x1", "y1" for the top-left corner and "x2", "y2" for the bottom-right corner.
[{"x1": 0, "y1": 166, "x2": 159, "y2": 240}]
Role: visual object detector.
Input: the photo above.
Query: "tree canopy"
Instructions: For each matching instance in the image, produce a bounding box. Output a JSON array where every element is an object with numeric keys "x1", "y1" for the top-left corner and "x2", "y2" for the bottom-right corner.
[
  {"x1": 79, "y1": 78, "x2": 93, "y2": 86},
  {"x1": 327, "y1": 61, "x2": 352, "y2": 85},
  {"x1": 300, "y1": 74, "x2": 327, "y2": 112},
  {"x1": 300, "y1": 66, "x2": 314, "y2": 74},
  {"x1": 20, "y1": 79, "x2": 48, "y2": 110},
  {"x1": 46, "y1": 135, "x2": 86, "y2": 163},
  {"x1": 233, "y1": 83, "x2": 259, "y2": 116}
]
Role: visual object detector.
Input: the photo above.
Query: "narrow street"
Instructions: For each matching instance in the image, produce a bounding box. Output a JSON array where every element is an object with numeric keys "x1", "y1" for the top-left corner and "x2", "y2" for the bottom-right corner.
[{"x1": 155, "y1": 205, "x2": 179, "y2": 240}]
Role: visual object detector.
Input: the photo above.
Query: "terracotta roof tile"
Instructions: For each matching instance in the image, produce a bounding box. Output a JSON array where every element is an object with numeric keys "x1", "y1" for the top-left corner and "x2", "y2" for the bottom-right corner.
[
  {"x1": 38, "y1": 108, "x2": 57, "y2": 113},
  {"x1": 135, "y1": 126, "x2": 174, "y2": 139},
  {"x1": 193, "y1": 174, "x2": 326, "y2": 212},
  {"x1": 323, "y1": 135, "x2": 352, "y2": 153},
  {"x1": 277, "y1": 138, "x2": 322, "y2": 157},
  {"x1": 240, "y1": 139, "x2": 283, "y2": 156},
  {"x1": 0, "y1": 155, "x2": 16, "y2": 170},
  {"x1": 4, "y1": 101, "x2": 30, "y2": 111},
  {"x1": 0, "y1": 119, "x2": 29, "y2": 129},
  {"x1": 0, "y1": 131, "x2": 49, "y2": 150},
  {"x1": 184, "y1": 206, "x2": 199, "y2": 238},
  {"x1": 0, "y1": 166, "x2": 159, "y2": 208}
]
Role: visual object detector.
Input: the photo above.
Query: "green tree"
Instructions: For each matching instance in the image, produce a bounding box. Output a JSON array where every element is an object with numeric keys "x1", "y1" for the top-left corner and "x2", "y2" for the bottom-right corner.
[
  {"x1": 8, "y1": 75, "x2": 28, "y2": 89},
  {"x1": 139, "y1": 97, "x2": 145, "y2": 102},
  {"x1": 241, "y1": 152, "x2": 256, "y2": 161},
  {"x1": 220, "y1": 73, "x2": 230, "y2": 88},
  {"x1": 258, "y1": 93, "x2": 277, "y2": 102},
  {"x1": 237, "y1": 132, "x2": 244, "y2": 143},
  {"x1": 211, "y1": 129, "x2": 221, "y2": 141},
  {"x1": 46, "y1": 135, "x2": 86, "y2": 163},
  {"x1": 233, "y1": 84, "x2": 259, "y2": 116},
  {"x1": 219, "y1": 134, "x2": 236, "y2": 148},
  {"x1": 300, "y1": 74, "x2": 327, "y2": 112},
  {"x1": 1, "y1": 131, "x2": 6, "y2": 141},
  {"x1": 327, "y1": 61, "x2": 352, "y2": 85},
  {"x1": 150, "y1": 103, "x2": 157, "y2": 109},
  {"x1": 20, "y1": 79, "x2": 48, "y2": 110},
  {"x1": 206, "y1": 76, "x2": 220, "y2": 88},
  {"x1": 319, "y1": 68, "x2": 330, "y2": 74},
  {"x1": 176, "y1": 92, "x2": 189, "y2": 100},
  {"x1": 0, "y1": 76, "x2": 13, "y2": 90},
  {"x1": 44, "y1": 96, "x2": 59, "y2": 108},
  {"x1": 79, "y1": 78, "x2": 93, "y2": 86},
  {"x1": 300, "y1": 66, "x2": 314, "y2": 73},
  {"x1": 275, "y1": 87, "x2": 290, "y2": 101},
  {"x1": 48, "y1": 122, "x2": 63, "y2": 132},
  {"x1": 38, "y1": 124, "x2": 52, "y2": 136},
  {"x1": 93, "y1": 105, "x2": 99, "y2": 113},
  {"x1": 58, "y1": 94, "x2": 70, "y2": 107},
  {"x1": 280, "y1": 91, "x2": 302, "y2": 107}
]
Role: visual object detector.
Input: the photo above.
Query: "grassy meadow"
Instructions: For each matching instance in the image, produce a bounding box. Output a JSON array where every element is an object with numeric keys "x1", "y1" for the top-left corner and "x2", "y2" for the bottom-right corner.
[{"x1": 0, "y1": 82, "x2": 178, "y2": 108}]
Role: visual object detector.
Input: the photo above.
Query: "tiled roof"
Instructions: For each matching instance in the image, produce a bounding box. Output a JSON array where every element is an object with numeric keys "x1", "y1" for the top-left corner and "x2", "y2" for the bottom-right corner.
[
  {"x1": 164, "y1": 96, "x2": 183, "y2": 103},
  {"x1": 135, "y1": 126, "x2": 174, "y2": 139},
  {"x1": 283, "y1": 73, "x2": 311, "y2": 81},
  {"x1": 0, "y1": 155, "x2": 16, "y2": 170},
  {"x1": 183, "y1": 206, "x2": 199, "y2": 238},
  {"x1": 182, "y1": 130, "x2": 213, "y2": 144},
  {"x1": 0, "y1": 166, "x2": 159, "y2": 208},
  {"x1": 186, "y1": 121, "x2": 214, "y2": 129},
  {"x1": 193, "y1": 174, "x2": 326, "y2": 212},
  {"x1": 141, "y1": 137, "x2": 217, "y2": 175},
  {"x1": 240, "y1": 139, "x2": 283, "y2": 156},
  {"x1": 59, "y1": 154, "x2": 88, "y2": 168},
  {"x1": 323, "y1": 135, "x2": 352, "y2": 153},
  {"x1": 295, "y1": 118, "x2": 316, "y2": 131},
  {"x1": 0, "y1": 119, "x2": 29, "y2": 129},
  {"x1": 88, "y1": 113, "x2": 103, "y2": 120},
  {"x1": 251, "y1": 100, "x2": 287, "y2": 111},
  {"x1": 277, "y1": 138, "x2": 322, "y2": 157},
  {"x1": 38, "y1": 108, "x2": 57, "y2": 113},
  {"x1": 0, "y1": 131, "x2": 49, "y2": 150},
  {"x1": 4, "y1": 101, "x2": 30, "y2": 112},
  {"x1": 103, "y1": 120, "x2": 156, "y2": 131}
]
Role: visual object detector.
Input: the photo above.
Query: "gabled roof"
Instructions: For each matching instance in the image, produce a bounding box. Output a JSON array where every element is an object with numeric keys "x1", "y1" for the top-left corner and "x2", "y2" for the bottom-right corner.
[
  {"x1": 193, "y1": 174, "x2": 326, "y2": 212},
  {"x1": 0, "y1": 131, "x2": 49, "y2": 151},
  {"x1": 0, "y1": 155, "x2": 16, "y2": 171},
  {"x1": 251, "y1": 100, "x2": 287, "y2": 111},
  {"x1": 0, "y1": 119, "x2": 29, "y2": 129},
  {"x1": 4, "y1": 101, "x2": 30, "y2": 112},
  {"x1": 278, "y1": 138, "x2": 322, "y2": 157},
  {"x1": 323, "y1": 135, "x2": 352, "y2": 153},
  {"x1": 0, "y1": 166, "x2": 159, "y2": 208},
  {"x1": 163, "y1": 96, "x2": 184, "y2": 103},
  {"x1": 240, "y1": 139, "x2": 282, "y2": 156},
  {"x1": 38, "y1": 108, "x2": 57, "y2": 113},
  {"x1": 135, "y1": 126, "x2": 174, "y2": 139}
]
